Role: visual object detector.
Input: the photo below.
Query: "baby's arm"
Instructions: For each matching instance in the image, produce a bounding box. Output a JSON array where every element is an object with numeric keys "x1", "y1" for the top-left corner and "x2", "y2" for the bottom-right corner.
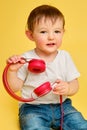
[
  {"x1": 53, "y1": 79, "x2": 79, "y2": 96},
  {"x1": 7, "y1": 55, "x2": 26, "y2": 92}
]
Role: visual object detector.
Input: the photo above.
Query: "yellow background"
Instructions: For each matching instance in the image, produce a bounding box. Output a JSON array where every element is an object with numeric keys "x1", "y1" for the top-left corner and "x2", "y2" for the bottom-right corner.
[{"x1": 0, "y1": 0, "x2": 87, "y2": 129}]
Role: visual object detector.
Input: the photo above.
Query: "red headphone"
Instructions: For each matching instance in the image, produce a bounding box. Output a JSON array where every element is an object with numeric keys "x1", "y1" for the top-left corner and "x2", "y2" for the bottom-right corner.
[
  {"x1": 2, "y1": 58, "x2": 52, "y2": 102},
  {"x1": 2, "y1": 58, "x2": 63, "y2": 130}
]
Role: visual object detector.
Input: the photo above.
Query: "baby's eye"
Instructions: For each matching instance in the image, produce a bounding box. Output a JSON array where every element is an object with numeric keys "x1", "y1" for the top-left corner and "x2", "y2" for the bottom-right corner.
[
  {"x1": 55, "y1": 30, "x2": 61, "y2": 33},
  {"x1": 40, "y1": 31, "x2": 46, "y2": 33}
]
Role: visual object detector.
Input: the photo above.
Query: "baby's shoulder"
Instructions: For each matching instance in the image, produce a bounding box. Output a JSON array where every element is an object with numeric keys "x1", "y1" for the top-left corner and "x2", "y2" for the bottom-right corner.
[{"x1": 58, "y1": 50, "x2": 70, "y2": 57}]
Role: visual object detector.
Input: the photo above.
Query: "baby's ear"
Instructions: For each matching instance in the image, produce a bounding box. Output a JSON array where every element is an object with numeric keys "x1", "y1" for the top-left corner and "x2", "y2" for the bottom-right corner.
[{"x1": 25, "y1": 30, "x2": 34, "y2": 41}]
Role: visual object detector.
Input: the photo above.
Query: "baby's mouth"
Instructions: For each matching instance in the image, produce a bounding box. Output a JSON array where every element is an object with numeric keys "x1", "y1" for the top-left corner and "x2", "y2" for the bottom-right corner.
[{"x1": 46, "y1": 43, "x2": 55, "y2": 46}]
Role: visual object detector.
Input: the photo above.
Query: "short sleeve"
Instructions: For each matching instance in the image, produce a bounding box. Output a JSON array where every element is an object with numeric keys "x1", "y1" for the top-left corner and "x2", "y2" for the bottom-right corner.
[
  {"x1": 17, "y1": 64, "x2": 28, "y2": 81},
  {"x1": 64, "y1": 51, "x2": 80, "y2": 81}
]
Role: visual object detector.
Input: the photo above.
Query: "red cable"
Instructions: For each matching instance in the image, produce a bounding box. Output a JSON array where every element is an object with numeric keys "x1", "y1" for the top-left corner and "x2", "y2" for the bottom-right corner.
[{"x1": 60, "y1": 95, "x2": 64, "y2": 130}]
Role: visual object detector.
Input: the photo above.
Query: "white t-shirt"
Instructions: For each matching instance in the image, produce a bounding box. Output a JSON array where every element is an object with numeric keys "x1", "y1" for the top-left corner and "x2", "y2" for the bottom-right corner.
[{"x1": 17, "y1": 49, "x2": 80, "y2": 104}]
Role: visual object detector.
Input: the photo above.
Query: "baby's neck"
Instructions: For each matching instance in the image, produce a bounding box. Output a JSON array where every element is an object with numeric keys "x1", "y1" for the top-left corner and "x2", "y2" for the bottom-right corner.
[{"x1": 34, "y1": 48, "x2": 58, "y2": 63}]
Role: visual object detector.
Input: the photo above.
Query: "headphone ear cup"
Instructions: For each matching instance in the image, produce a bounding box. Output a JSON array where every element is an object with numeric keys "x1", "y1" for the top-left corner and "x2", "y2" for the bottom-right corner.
[
  {"x1": 34, "y1": 82, "x2": 52, "y2": 97},
  {"x1": 28, "y1": 59, "x2": 46, "y2": 73}
]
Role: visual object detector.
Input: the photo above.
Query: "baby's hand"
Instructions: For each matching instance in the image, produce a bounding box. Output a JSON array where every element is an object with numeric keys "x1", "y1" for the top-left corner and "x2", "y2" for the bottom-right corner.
[
  {"x1": 7, "y1": 55, "x2": 26, "y2": 71},
  {"x1": 7, "y1": 55, "x2": 25, "y2": 64},
  {"x1": 53, "y1": 79, "x2": 69, "y2": 95}
]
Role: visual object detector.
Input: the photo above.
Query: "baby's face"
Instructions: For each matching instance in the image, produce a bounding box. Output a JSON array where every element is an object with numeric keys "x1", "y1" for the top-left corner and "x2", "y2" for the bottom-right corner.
[{"x1": 31, "y1": 17, "x2": 64, "y2": 56}]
